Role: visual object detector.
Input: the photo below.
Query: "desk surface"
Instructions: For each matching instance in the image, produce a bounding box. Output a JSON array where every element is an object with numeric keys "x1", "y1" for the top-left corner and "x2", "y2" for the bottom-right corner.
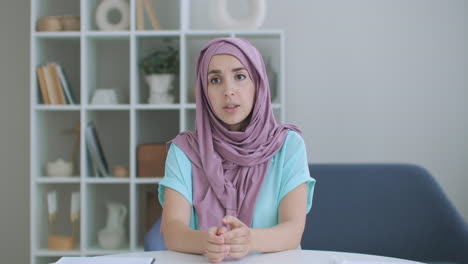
[{"x1": 108, "y1": 250, "x2": 422, "y2": 264}]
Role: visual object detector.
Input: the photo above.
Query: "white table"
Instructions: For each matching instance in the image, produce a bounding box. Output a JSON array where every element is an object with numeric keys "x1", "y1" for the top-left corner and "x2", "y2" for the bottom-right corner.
[{"x1": 107, "y1": 250, "x2": 423, "y2": 264}]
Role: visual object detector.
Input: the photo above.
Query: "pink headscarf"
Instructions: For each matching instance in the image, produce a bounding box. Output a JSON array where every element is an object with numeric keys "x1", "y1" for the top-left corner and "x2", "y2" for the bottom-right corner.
[{"x1": 171, "y1": 38, "x2": 301, "y2": 230}]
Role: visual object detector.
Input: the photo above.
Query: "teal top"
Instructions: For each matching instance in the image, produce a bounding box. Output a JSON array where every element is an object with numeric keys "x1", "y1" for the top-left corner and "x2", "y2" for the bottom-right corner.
[{"x1": 158, "y1": 130, "x2": 315, "y2": 229}]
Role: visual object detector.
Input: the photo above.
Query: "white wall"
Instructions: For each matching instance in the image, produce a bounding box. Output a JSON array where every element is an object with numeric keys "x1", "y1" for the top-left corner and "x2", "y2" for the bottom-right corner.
[
  {"x1": 0, "y1": 0, "x2": 466, "y2": 262},
  {"x1": 192, "y1": 0, "x2": 468, "y2": 219},
  {"x1": 0, "y1": 0, "x2": 30, "y2": 262}
]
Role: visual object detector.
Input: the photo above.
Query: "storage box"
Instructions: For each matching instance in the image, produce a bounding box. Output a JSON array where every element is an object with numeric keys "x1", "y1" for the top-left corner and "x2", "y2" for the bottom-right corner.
[
  {"x1": 137, "y1": 144, "x2": 167, "y2": 177},
  {"x1": 48, "y1": 235, "x2": 74, "y2": 250}
]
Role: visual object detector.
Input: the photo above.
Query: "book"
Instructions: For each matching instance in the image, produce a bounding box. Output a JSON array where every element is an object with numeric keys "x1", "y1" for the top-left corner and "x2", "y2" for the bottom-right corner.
[
  {"x1": 36, "y1": 65, "x2": 51, "y2": 104},
  {"x1": 49, "y1": 63, "x2": 66, "y2": 104},
  {"x1": 54, "y1": 63, "x2": 76, "y2": 104},
  {"x1": 55, "y1": 257, "x2": 156, "y2": 264},
  {"x1": 42, "y1": 64, "x2": 59, "y2": 104},
  {"x1": 85, "y1": 122, "x2": 110, "y2": 177}
]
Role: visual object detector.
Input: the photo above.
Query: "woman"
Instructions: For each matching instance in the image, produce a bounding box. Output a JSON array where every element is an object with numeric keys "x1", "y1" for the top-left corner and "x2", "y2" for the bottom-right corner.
[{"x1": 158, "y1": 37, "x2": 315, "y2": 263}]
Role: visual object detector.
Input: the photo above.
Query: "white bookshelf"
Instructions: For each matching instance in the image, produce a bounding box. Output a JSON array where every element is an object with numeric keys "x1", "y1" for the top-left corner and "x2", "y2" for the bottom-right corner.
[{"x1": 30, "y1": 1, "x2": 285, "y2": 263}]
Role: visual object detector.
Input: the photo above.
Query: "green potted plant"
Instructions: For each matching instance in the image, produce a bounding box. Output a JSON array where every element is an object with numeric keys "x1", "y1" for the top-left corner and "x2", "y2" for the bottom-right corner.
[{"x1": 139, "y1": 44, "x2": 179, "y2": 104}]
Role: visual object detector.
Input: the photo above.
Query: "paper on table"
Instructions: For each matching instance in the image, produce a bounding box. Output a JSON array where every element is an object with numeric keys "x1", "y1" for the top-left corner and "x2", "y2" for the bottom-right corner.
[
  {"x1": 341, "y1": 261, "x2": 408, "y2": 264},
  {"x1": 330, "y1": 256, "x2": 411, "y2": 264},
  {"x1": 55, "y1": 257, "x2": 155, "y2": 264}
]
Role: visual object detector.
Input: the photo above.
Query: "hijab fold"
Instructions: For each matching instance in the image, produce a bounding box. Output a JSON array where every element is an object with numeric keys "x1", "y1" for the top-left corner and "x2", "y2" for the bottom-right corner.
[{"x1": 171, "y1": 38, "x2": 301, "y2": 230}]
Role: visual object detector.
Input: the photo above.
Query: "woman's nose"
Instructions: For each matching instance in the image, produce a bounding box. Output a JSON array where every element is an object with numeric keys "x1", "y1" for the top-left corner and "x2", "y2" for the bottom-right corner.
[{"x1": 224, "y1": 82, "x2": 235, "y2": 96}]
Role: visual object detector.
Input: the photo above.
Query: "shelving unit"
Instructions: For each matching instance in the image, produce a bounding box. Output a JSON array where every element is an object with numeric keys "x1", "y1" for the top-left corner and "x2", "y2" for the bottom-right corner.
[{"x1": 30, "y1": 1, "x2": 285, "y2": 264}]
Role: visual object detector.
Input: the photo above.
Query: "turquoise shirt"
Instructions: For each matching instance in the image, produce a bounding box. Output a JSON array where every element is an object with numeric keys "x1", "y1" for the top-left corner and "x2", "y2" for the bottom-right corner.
[{"x1": 158, "y1": 130, "x2": 315, "y2": 229}]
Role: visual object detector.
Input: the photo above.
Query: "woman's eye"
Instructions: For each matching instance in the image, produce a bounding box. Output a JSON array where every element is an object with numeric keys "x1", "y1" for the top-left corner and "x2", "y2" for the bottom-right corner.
[
  {"x1": 236, "y1": 74, "x2": 246, "y2": 80},
  {"x1": 210, "y1": 77, "x2": 221, "y2": 84}
]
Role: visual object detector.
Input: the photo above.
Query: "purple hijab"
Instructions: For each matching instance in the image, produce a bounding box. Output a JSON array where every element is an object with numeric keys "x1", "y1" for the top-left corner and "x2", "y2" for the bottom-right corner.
[{"x1": 171, "y1": 37, "x2": 301, "y2": 230}]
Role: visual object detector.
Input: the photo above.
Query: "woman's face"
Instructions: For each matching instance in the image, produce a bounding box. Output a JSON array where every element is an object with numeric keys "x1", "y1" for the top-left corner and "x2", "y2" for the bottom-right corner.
[{"x1": 207, "y1": 54, "x2": 255, "y2": 131}]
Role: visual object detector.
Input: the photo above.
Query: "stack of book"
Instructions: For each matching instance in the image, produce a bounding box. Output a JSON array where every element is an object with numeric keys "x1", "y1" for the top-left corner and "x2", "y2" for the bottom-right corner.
[{"x1": 36, "y1": 62, "x2": 76, "y2": 105}]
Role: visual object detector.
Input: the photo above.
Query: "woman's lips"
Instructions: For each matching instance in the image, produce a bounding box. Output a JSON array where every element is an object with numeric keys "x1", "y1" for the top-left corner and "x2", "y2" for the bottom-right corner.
[{"x1": 223, "y1": 105, "x2": 240, "y2": 113}]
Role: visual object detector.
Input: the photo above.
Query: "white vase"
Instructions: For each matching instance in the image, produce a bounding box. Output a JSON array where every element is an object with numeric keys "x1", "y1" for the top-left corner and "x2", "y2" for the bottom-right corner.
[
  {"x1": 145, "y1": 73, "x2": 175, "y2": 104},
  {"x1": 98, "y1": 203, "x2": 127, "y2": 249},
  {"x1": 47, "y1": 159, "x2": 73, "y2": 177}
]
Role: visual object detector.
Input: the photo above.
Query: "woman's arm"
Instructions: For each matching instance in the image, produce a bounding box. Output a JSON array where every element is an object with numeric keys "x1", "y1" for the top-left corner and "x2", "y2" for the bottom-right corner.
[
  {"x1": 222, "y1": 183, "x2": 308, "y2": 256},
  {"x1": 252, "y1": 182, "x2": 308, "y2": 252},
  {"x1": 161, "y1": 187, "x2": 229, "y2": 262}
]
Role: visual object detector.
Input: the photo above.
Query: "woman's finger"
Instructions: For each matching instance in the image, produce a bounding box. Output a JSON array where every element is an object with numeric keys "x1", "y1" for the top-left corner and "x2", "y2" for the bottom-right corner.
[
  {"x1": 207, "y1": 226, "x2": 224, "y2": 244},
  {"x1": 216, "y1": 225, "x2": 228, "y2": 236},
  {"x1": 223, "y1": 227, "x2": 249, "y2": 243},
  {"x1": 228, "y1": 249, "x2": 248, "y2": 259},
  {"x1": 221, "y1": 215, "x2": 247, "y2": 229},
  {"x1": 226, "y1": 244, "x2": 246, "y2": 253}
]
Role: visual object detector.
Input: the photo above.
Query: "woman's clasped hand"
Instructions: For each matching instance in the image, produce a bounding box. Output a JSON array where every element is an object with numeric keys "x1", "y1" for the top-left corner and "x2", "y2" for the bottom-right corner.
[{"x1": 204, "y1": 215, "x2": 252, "y2": 263}]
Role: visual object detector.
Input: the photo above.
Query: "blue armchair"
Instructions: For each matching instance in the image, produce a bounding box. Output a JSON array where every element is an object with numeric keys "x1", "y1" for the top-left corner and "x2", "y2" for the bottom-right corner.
[
  {"x1": 144, "y1": 217, "x2": 166, "y2": 251},
  {"x1": 144, "y1": 163, "x2": 468, "y2": 264},
  {"x1": 303, "y1": 164, "x2": 468, "y2": 264}
]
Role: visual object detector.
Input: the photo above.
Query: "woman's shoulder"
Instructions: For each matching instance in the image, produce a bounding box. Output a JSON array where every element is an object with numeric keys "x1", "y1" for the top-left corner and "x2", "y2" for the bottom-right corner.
[
  {"x1": 275, "y1": 130, "x2": 307, "y2": 158},
  {"x1": 167, "y1": 142, "x2": 192, "y2": 165},
  {"x1": 283, "y1": 130, "x2": 306, "y2": 147}
]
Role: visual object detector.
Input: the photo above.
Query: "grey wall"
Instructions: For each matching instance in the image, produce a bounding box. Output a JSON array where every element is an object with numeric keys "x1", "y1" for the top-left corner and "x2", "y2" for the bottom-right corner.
[
  {"x1": 265, "y1": 0, "x2": 468, "y2": 221},
  {"x1": 0, "y1": 0, "x2": 466, "y2": 262},
  {"x1": 0, "y1": 0, "x2": 30, "y2": 262},
  {"x1": 188, "y1": 0, "x2": 468, "y2": 221}
]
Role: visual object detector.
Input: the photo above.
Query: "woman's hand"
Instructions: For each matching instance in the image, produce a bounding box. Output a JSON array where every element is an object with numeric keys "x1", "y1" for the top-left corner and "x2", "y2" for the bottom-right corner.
[
  {"x1": 204, "y1": 226, "x2": 230, "y2": 263},
  {"x1": 221, "y1": 215, "x2": 253, "y2": 258}
]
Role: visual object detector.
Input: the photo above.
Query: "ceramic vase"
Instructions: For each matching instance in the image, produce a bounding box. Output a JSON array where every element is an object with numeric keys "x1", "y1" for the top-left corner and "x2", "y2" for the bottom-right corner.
[{"x1": 98, "y1": 202, "x2": 127, "y2": 249}]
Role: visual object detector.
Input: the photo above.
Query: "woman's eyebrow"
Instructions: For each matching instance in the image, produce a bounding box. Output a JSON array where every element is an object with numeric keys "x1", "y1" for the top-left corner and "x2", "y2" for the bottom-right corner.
[
  {"x1": 208, "y1": 69, "x2": 221, "y2": 75},
  {"x1": 232, "y1": 67, "x2": 246, "y2": 72},
  {"x1": 208, "y1": 67, "x2": 246, "y2": 75}
]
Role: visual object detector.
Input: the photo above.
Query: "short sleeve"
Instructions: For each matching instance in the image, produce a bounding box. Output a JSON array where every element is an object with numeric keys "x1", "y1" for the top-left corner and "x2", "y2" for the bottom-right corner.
[
  {"x1": 279, "y1": 131, "x2": 316, "y2": 213},
  {"x1": 158, "y1": 143, "x2": 193, "y2": 207}
]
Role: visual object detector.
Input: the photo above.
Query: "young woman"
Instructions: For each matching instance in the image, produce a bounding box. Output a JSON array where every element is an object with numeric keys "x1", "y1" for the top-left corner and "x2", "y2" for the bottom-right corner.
[{"x1": 158, "y1": 37, "x2": 315, "y2": 263}]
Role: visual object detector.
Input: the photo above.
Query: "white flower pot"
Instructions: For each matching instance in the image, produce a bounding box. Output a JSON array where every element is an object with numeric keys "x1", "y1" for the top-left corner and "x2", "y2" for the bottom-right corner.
[{"x1": 145, "y1": 73, "x2": 175, "y2": 104}]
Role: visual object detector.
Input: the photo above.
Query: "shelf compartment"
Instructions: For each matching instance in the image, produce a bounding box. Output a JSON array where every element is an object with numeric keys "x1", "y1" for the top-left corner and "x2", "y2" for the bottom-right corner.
[
  {"x1": 85, "y1": 110, "x2": 130, "y2": 178},
  {"x1": 135, "y1": 183, "x2": 162, "y2": 249},
  {"x1": 135, "y1": 109, "x2": 180, "y2": 145},
  {"x1": 184, "y1": 34, "x2": 230, "y2": 103},
  {"x1": 33, "y1": 0, "x2": 80, "y2": 33},
  {"x1": 34, "y1": 183, "x2": 81, "y2": 252},
  {"x1": 85, "y1": 183, "x2": 130, "y2": 251},
  {"x1": 135, "y1": 36, "x2": 180, "y2": 105},
  {"x1": 85, "y1": 36, "x2": 130, "y2": 105},
  {"x1": 234, "y1": 34, "x2": 282, "y2": 104},
  {"x1": 35, "y1": 38, "x2": 81, "y2": 105},
  {"x1": 34, "y1": 111, "x2": 81, "y2": 179}
]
